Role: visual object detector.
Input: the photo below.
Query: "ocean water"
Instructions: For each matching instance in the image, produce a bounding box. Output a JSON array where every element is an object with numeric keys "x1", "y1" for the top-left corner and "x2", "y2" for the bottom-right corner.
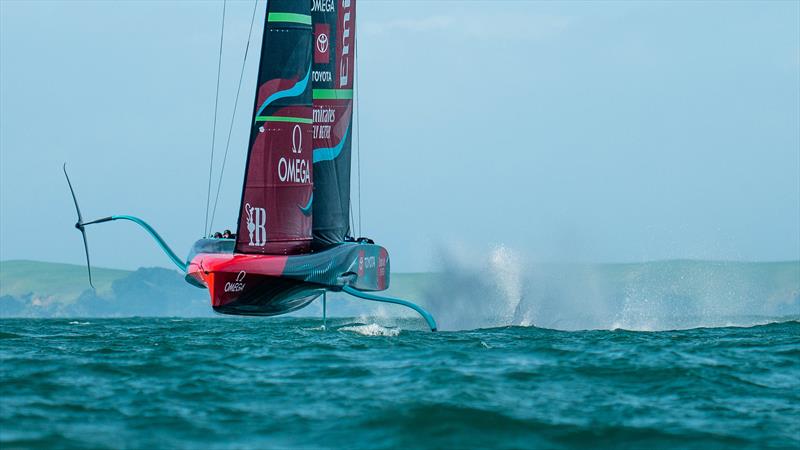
[{"x1": 1, "y1": 318, "x2": 799, "y2": 450}]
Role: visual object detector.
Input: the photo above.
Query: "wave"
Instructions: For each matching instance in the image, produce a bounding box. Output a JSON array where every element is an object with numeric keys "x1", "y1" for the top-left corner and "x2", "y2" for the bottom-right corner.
[
  {"x1": 0, "y1": 331, "x2": 23, "y2": 339},
  {"x1": 2, "y1": 317, "x2": 797, "y2": 449},
  {"x1": 339, "y1": 323, "x2": 400, "y2": 337},
  {"x1": 346, "y1": 403, "x2": 761, "y2": 449}
]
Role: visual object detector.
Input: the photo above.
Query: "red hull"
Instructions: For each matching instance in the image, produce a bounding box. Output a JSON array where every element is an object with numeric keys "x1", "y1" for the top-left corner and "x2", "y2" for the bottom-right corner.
[{"x1": 185, "y1": 239, "x2": 389, "y2": 316}]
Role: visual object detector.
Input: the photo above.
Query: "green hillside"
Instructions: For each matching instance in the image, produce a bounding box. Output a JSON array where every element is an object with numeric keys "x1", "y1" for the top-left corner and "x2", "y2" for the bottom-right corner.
[
  {"x1": 0, "y1": 260, "x2": 130, "y2": 302},
  {"x1": 0, "y1": 260, "x2": 435, "y2": 309},
  {"x1": 384, "y1": 272, "x2": 438, "y2": 299}
]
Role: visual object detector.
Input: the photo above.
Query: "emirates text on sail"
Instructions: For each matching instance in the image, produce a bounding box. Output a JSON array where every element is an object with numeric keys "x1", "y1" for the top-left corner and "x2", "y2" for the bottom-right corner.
[
  {"x1": 339, "y1": 0, "x2": 352, "y2": 87},
  {"x1": 313, "y1": 107, "x2": 335, "y2": 140}
]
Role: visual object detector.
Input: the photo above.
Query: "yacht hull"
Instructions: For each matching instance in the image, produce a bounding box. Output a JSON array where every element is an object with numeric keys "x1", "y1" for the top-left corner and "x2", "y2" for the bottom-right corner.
[{"x1": 185, "y1": 239, "x2": 389, "y2": 316}]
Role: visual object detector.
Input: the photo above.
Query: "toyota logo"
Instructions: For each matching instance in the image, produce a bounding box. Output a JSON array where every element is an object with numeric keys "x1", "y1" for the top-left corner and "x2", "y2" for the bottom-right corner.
[{"x1": 316, "y1": 32, "x2": 329, "y2": 54}]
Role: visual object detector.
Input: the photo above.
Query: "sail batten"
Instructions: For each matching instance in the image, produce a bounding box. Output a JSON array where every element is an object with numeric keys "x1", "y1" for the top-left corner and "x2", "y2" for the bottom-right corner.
[
  {"x1": 255, "y1": 116, "x2": 314, "y2": 124},
  {"x1": 313, "y1": 89, "x2": 353, "y2": 100},
  {"x1": 267, "y1": 12, "x2": 312, "y2": 25}
]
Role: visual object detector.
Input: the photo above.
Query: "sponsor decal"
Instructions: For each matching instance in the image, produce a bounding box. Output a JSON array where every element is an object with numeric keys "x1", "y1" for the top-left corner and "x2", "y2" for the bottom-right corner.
[
  {"x1": 292, "y1": 123, "x2": 302, "y2": 153},
  {"x1": 312, "y1": 71, "x2": 332, "y2": 83},
  {"x1": 277, "y1": 124, "x2": 310, "y2": 183},
  {"x1": 246, "y1": 203, "x2": 267, "y2": 246},
  {"x1": 378, "y1": 255, "x2": 387, "y2": 278},
  {"x1": 338, "y1": 0, "x2": 353, "y2": 88},
  {"x1": 224, "y1": 271, "x2": 247, "y2": 293},
  {"x1": 358, "y1": 249, "x2": 365, "y2": 276},
  {"x1": 312, "y1": 107, "x2": 335, "y2": 139},
  {"x1": 315, "y1": 24, "x2": 330, "y2": 64},
  {"x1": 311, "y1": 0, "x2": 334, "y2": 13},
  {"x1": 312, "y1": 107, "x2": 336, "y2": 123}
]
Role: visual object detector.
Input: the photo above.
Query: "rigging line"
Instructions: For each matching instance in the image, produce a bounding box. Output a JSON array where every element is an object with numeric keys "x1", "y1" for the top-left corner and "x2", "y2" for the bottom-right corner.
[
  {"x1": 349, "y1": 189, "x2": 355, "y2": 238},
  {"x1": 209, "y1": 0, "x2": 259, "y2": 232},
  {"x1": 355, "y1": 24, "x2": 362, "y2": 238},
  {"x1": 204, "y1": 0, "x2": 227, "y2": 237}
]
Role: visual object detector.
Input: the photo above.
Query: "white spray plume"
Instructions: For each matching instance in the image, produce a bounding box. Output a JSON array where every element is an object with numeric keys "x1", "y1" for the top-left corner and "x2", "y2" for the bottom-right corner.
[{"x1": 421, "y1": 244, "x2": 799, "y2": 332}]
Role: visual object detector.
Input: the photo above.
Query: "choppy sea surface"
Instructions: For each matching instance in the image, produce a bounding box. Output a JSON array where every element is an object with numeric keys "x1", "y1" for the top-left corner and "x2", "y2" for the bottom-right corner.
[{"x1": 1, "y1": 317, "x2": 798, "y2": 449}]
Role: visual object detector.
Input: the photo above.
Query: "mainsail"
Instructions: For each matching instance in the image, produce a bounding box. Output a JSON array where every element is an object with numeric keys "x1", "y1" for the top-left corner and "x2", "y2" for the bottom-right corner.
[
  {"x1": 310, "y1": 0, "x2": 356, "y2": 245},
  {"x1": 236, "y1": 0, "x2": 314, "y2": 255}
]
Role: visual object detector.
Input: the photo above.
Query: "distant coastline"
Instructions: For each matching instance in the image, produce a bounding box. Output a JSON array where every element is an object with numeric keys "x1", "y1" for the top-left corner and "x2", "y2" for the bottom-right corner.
[
  {"x1": 1, "y1": 259, "x2": 798, "y2": 323},
  {"x1": 0, "y1": 260, "x2": 437, "y2": 319}
]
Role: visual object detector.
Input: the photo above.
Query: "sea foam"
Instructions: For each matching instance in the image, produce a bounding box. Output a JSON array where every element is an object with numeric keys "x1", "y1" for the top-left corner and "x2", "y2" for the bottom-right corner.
[{"x1": 339, "y1": 323, "x2": 400, "y2": 336}]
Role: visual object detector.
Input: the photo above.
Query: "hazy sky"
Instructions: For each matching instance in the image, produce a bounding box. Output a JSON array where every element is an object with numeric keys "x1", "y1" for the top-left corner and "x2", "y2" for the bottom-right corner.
[{"x1": 1, "y1": 0, "x2": 798, "y2": 271}]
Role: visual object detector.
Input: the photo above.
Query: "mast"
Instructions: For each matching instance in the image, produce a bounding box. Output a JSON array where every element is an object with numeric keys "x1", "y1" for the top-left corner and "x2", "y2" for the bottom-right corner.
[{"x1": 235, "y1": 0, "x2": 314, "y2": 255}]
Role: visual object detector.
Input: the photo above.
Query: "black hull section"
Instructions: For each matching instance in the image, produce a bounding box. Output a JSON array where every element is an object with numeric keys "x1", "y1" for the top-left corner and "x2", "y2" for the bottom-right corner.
[{"x1": 213, "y1": 277, "x2": 324, "y2": 317}]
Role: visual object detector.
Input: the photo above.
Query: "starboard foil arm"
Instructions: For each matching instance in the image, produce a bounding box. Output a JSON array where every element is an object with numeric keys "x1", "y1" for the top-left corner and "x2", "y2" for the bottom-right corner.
[
  {"x1": 342, "y1": 286, "x2": 438, "y2": 332},
  {"x1": 63, "y1": 165, "x2": 188, "y2": 287}
]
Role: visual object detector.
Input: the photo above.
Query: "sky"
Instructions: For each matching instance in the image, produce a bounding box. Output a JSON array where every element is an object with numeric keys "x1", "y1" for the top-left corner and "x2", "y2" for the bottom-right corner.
[{"x1": 1, "y1": 0, "x2": 798, "y2": 272}]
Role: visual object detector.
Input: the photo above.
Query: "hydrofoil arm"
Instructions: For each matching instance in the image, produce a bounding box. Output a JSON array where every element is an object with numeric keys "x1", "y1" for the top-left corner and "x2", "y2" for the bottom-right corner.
[
  {"x1": 64, "y1": 165, "x2": 187, "y2": 291},
  {"x1": 342, "y1": 285, "x2": 437, "y2": 332},
  {"x1": 81, "y1": 215, "x2": 187, "y2": 273}
]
